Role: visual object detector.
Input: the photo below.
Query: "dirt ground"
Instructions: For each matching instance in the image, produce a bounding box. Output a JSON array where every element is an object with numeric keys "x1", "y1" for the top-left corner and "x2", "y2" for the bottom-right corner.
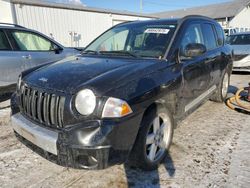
[{"x1": 0, "y1": 73, "x2": 250, "y2": 188}]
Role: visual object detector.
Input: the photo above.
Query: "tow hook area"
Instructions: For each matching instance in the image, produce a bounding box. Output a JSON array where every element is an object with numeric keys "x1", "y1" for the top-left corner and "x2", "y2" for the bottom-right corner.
[
  {"x1": 226, "y1": 82, "x2": 250, "y2": 114},
  {"x1": 76, "y1": 155, "x2": 99, "y2": 169}
]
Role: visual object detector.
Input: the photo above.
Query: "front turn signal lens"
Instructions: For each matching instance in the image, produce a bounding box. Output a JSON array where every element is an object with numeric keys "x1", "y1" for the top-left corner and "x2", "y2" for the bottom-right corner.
[{"x1": 102, "y1": 97, "x2": 133, "y2": 118}]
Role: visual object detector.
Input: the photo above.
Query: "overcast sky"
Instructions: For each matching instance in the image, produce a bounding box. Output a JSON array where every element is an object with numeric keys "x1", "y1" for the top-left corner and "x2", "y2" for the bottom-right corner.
[{"x1": 47, "y1": 0, "x2": 233, "y2": 13}]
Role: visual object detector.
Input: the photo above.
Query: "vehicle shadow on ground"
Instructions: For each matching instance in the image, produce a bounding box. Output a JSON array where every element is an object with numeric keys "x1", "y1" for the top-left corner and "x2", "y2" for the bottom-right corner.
[
  {"x1": 0, "y1": 105, "x2": 10, "y2": 110},
  {"x1": 232, "y1": 71, "x2": 250, "y2": 75},
  {"x1": 124, "y1": 152, "x2": 175, "y2": 187}
]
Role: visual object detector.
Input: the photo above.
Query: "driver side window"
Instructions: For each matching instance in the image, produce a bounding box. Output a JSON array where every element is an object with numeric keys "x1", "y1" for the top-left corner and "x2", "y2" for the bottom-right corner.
[{"x1": 180, "y1": 24, "x2": 204, "y2": 57}]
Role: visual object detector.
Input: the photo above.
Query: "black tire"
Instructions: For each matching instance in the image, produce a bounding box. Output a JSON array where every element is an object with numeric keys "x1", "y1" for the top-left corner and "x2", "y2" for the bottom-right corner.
[
  {"x1": 128, "y1": 104, "x2": 174, "y2": 171},
  {"x1": 210, "y1": 71, "x2": 230, "y2": 103}
]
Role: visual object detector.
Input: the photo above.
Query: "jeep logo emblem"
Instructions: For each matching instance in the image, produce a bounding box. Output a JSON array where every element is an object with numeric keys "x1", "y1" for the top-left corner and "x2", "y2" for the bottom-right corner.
[{"x1": 39, "y1": 77, "x2": 48, "y2": 82}]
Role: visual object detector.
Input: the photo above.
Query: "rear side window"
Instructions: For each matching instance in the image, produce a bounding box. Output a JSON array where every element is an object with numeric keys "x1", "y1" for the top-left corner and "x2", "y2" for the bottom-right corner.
[
  {"x1": 11, "y1": 31, "x2": 53, "y2": 51},
  {"x1": 215, "y1": 26, "x2": 225, "y2": 46},
  {"x1": 202, "y1": 24, "x2": 217, "y2": 50},
  {"x1": 0, "y1": 30, "x2": 11, "y2": 50}
]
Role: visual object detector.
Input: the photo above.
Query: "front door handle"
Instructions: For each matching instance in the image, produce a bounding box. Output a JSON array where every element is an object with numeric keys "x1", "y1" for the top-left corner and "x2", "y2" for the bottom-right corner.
[
  {"x1": 22, "y1": 55, "x2": 32, "y2": 60},
  {"x1": 205, "y1": 57, "x2": 216, "y2": 64}
]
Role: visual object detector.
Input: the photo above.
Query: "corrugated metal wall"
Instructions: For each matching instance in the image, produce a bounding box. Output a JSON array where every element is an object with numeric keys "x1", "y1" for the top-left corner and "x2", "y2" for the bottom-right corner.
[{"x1": 13, "y1": 4, "x2": 150, "y2": 47}]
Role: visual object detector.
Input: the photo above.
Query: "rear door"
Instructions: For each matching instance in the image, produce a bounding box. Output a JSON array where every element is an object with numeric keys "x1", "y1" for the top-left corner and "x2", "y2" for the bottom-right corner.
[
  {"x1": 201, "y1": 23, "x2": 224, "y2": 87},
  {"x1": 0, "y1": 29, "x2": 26, "y2": 87},
  {"x1": 178, "y1": 22, "x2": 213, "y2": 113},
  {"x1": 8, "y1": 30, "x2": 66, "y2": 69}
]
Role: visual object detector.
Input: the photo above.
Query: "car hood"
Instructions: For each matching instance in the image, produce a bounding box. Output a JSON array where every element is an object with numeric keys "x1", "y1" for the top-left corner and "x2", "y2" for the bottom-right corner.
[{"x1": 24, "y1": 55, "x2": 163, "y2": 95}]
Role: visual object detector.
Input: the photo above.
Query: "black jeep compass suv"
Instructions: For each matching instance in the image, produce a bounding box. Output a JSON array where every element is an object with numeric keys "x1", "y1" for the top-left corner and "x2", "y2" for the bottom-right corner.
[{"x1": 11, "y1": 16, "x2": 233, "y2": 170}]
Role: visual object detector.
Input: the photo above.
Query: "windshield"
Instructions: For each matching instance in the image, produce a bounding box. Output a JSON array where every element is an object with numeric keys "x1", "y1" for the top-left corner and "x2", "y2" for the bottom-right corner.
[
  {"x1": 226, "y1": 34, "x2": 250, "y2": 45},
  {"x1": 84, "y1": 22, "x2": 176, "y2": 58}
]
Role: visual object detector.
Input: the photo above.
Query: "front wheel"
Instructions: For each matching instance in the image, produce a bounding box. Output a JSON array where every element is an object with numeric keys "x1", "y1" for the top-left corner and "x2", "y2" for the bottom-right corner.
[
  {"x1": 210, "y1": 71, "x2": 230, "y2": 102},
  {"x1": 128, "y1": 105, "x2": 174, "y2": 170}
]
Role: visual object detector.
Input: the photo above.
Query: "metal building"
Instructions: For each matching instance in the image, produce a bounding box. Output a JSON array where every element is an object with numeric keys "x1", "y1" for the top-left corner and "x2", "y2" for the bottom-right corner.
[
  {"x1": 0, "y1": 0, "x2": 155, "y2": 47},
  {"x1": 151, "y1": 0, "x2": 250, "y2": 32}
]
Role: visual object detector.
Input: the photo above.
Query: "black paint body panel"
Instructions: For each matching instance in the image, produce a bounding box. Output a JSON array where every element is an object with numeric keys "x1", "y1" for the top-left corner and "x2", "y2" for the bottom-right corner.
[{"x1": 11, "y1": 16, "x2": 233, "y2": 169}]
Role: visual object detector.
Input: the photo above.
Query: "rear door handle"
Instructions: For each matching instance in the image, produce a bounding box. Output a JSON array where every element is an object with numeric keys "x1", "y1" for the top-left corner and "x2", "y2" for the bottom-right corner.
[{"x1": 22, "y1": 55, "x2": 32, "y2": 60}]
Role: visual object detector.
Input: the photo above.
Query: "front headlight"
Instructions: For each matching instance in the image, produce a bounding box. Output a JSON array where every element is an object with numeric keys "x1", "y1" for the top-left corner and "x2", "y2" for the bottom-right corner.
[
  {"x1": 102, "y1": 97, "x2": 133, "y2": 118},
  {"x1": 75, "y1": 89, "x2": 96, "y2": 115}
]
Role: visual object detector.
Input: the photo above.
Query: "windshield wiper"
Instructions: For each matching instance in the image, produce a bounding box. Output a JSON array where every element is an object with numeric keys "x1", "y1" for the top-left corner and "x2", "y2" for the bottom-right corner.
[
  {"x1": 99, "y1": 50, "x2": 140, "y2": 58},
  {"x1": 81, "y1": 50, "x2": 100, "y2": 55}
]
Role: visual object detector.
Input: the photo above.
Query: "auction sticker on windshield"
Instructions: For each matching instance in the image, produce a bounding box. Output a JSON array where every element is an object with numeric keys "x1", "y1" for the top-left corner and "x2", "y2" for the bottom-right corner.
[{"x1": 145, "y1": 28, "x2": 170, "y2": 34}]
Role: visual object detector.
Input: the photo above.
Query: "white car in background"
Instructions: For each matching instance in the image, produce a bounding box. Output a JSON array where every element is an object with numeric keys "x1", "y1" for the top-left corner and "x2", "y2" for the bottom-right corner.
[
  {"x1": 226, "y1": 32, "x2": 250, "y2": 72},
  {"x1": 223, "y1": 28, "x2": 237, "y2": 36}
]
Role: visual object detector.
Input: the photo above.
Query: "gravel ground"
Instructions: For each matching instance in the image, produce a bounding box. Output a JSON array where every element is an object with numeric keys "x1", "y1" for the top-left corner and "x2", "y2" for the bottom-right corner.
[{"x1": 0, "y1": 73, "x2": 249, "y2": 188}]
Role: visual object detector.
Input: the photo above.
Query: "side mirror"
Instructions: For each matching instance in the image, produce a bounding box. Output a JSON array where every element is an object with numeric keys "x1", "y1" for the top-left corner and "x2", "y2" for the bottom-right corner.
[
  {"x1": 183, "y1": 43, "x2": 206, "y2": 58},
  {"x1": 53, "y1": 44, "x2": 63, "y2": 54}
]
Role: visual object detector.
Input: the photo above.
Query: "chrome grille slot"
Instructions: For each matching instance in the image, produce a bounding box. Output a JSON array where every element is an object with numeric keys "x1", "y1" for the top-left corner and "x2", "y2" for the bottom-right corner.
[{"x1": 20, "y1": 85, "x2": 65, "y2": 128}]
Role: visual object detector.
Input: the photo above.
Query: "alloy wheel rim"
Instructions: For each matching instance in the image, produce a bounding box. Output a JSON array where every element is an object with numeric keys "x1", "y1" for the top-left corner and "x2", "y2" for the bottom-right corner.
[
  {"x1": 145, "y1": 113, "x2": 171, "y2": 162},
  {"x1": 222, "y1": 73, "x2": 229, "y2": 98}
]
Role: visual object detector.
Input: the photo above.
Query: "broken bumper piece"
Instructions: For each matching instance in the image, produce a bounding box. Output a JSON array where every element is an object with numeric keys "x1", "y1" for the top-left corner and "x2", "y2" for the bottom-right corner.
[{"x1": 11, "y1": 112, "x2": 142, "y2": 169}]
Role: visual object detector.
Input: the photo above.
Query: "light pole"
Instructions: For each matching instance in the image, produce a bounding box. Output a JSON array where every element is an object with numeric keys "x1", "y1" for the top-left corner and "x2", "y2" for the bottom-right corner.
[{"x1": 140, "y1": 0, "x2": 143, "y2": 13}]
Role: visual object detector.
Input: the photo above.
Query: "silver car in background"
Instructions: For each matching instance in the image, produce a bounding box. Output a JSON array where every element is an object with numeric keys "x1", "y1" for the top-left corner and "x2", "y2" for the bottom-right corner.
[
  {"x1": 226, "y1": 32, "x2": 250, "y2": 72},
  {"x1": 0, "y1": 23, "x2": 79, "y2": 98}
]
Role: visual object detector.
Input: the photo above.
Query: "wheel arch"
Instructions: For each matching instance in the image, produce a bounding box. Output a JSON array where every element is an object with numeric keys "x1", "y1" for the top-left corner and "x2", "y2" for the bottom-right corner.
[{"x1": 140, "y1": 95, "x2": 177, "y2": 129}]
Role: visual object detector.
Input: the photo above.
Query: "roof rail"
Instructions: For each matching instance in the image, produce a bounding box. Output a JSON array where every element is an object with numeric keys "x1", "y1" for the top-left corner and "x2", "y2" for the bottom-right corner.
[
  {"x1": 182, "y1": 15, "x2": 214, "y2": 21},
  {"x1": 0, "y1": 23, "x2": 25, "y2": 28},
  {"x1": 177, "y1": 15, "x2": 217, "y2": 25}
]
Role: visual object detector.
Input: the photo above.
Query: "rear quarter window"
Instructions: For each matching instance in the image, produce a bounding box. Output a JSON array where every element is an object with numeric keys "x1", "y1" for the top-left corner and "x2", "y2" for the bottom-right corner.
[{"x1": 0, "y1": 30, "x2": 11, "y2": 50}]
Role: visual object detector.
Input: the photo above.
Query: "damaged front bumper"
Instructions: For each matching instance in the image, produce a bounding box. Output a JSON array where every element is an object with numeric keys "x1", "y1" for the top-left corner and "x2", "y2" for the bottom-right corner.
[{"x1": 11, "y1": 111, "x2": 143, "y2": 169}]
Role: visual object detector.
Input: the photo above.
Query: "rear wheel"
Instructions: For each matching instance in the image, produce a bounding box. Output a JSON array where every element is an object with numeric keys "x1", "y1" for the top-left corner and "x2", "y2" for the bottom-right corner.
[
  {"x1": 128, "y1": 105, "x2": 174, "y2": 170},
  {"x1": 210, "y1": 71, "x2": 230, "y2": 102}
]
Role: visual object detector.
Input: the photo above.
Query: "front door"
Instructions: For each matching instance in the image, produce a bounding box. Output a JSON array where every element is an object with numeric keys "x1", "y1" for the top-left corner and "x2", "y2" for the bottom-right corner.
[
  {"x1": 8, "y1": 30, "x2": 65, "y2": 69},
  {"x1": 178, "y1": 22, "x2": 213, "y2": 114},
  {"x1": 0, "y1": 30, "x2": 26, "y2": 87}
]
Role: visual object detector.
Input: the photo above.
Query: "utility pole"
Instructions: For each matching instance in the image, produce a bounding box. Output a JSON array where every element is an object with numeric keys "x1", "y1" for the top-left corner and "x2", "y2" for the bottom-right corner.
[{"x1": 140, "y1": 0, "x2": 143, "y2": 13}]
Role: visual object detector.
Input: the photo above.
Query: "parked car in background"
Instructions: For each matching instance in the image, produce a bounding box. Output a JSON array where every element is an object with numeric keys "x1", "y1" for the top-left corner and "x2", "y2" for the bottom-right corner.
[
  {"x1": 11, "y1": 16, "x2": 233, "y2": 170},
  {"x1": 0, "y1": 23, "x2": 79, "y2": 99},
  {"x1": 223, "y1": 27, "x2": 237, "y2": 36},
  {"x1": 226, "y1": 32, "x2": 250, "y2": 72}
]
